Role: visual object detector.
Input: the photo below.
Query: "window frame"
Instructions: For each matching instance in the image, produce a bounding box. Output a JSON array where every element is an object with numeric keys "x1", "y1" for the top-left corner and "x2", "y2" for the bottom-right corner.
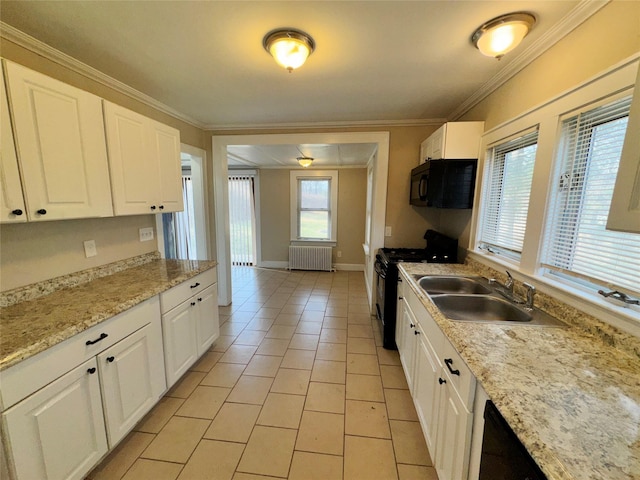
[
  {"x1": 468, "y1": 57, "x2": 639, "y2": 335},
  {"x1": 290, "y1": 170, "x2": 338, "y2": 244}
]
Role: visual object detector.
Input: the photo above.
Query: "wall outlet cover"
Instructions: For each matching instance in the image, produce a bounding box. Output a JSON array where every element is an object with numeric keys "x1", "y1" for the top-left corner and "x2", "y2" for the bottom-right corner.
[
  {"x1": 385, "y1": 226, "x2": 392, "y2": 237},
  {"x1": 84, "y1": 240, "x2": 97, "y2": 258},
  {"x1": 139, "y1": 227, "x2": 154, "y2": 242}
]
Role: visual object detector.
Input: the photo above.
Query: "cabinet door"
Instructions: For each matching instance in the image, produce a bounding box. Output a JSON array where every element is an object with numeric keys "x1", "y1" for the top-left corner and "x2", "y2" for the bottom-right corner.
[
  {"x1": 398, "y1": 301, "x2": 418, "y2": 393},
  {"x1": 5, "y1": 61, "x2": 113, "y2": 221},
  {"x1": 162, "y1": 299, "x2": 198, "y2": 388},
  {"x1": 414, "y1": 333, "x2": 442, "y2": 456},
  {"x1": 429, "y1": 125, "x2": 446, "y2": 160},
  {"x1": 97, "y1": 322, "x2": 166, "y2": 447},
  {"x1": 195, "y1": 283, "x2": 220, "y2": 356},
  {"x1": 0, "y1": 62, "x2": 26, "y2": 223},
  {"x1": 2, "y1": 358, "x2": 107, "y2": 480},
  {"x1": 103, "y1": 101, "x2": 159, "y2": 215},
  {"x1": 434, "y1": 379, "x2": 473, "y2": 480},
  {"x1": 150, "y1": 120, "x2": 183, "y2": 213}
]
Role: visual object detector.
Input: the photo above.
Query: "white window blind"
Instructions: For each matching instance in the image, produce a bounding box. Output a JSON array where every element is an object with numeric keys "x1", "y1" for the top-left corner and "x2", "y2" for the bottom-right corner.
[
  {"x1": 228, "y1": 174, "x2": 257, "y2": 266},
  {"x1": 542, "y1": 95, "x2": 640, "y2": 294},
  {"x1": 298, "y1": 178, "x2": 331, "y2": 240},
  {"x1": 479, "y1": 129, "x2": 538, "y2": 258}
]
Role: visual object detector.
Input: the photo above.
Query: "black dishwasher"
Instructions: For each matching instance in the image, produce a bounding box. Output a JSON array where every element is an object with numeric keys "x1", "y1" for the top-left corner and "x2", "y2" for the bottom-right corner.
[{"x1": 479, "y1": 401, "x2": 547, "y2": 480}]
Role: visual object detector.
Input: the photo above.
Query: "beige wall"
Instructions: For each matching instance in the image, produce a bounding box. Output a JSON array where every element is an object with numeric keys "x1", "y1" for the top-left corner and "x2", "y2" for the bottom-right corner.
[
  {"x1": 0, "y1": 216, "x2": 156, "y2": 291},
  {"x1": 0, "y1": 40, "x2": 207, "y2": 291},
  {"x1": 461, "y1": 1, "x2": 640, "y2": 130},
  {"x1": 258, "y1": 168, "x2": 367, "y2": 265}
]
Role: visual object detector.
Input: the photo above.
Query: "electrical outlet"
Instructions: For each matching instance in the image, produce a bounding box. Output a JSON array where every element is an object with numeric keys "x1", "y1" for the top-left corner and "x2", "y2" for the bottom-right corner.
[
  {"x1": 139, "y1": 227, "x2": 154, "y2": 242},
  {"x1": 385, "y1": 226, "x2": 392, "y2": 237},
  {"x1": 84, "y1": 240, "x2": 97, "y2": 258},
  {"x1": 337, "y1": 251, "x2": 342, "y2": 258}
]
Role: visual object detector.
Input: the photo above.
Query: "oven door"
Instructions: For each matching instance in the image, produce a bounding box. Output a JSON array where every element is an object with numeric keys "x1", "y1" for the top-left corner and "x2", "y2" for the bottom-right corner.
[{"x1": 374, "y1": 256, "x2": 386, "y2": 322}]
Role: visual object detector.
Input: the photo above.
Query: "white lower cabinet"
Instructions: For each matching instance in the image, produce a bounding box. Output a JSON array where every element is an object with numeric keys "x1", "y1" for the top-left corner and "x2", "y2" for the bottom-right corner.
[
  {"x1": 97, "y1": 321, "x2": 166, "y2": 446},
  {"x1": 2, "y1": 358, "x2": 108, "y2": 480},
  {"x1": 0, "y1": 297, "x2": 166, "y2": 480},
  {"x1": 161, "y1": 268, "x2": 219, "y2": 388},
  {"x1": 397, "y1": 272, "x2": 477, "y2": 480}
]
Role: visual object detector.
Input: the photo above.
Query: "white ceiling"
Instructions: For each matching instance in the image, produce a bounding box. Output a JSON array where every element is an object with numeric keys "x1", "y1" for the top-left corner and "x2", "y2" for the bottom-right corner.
[{"x1": 0, "y1": 0, "x2": 587, "y2": 130}]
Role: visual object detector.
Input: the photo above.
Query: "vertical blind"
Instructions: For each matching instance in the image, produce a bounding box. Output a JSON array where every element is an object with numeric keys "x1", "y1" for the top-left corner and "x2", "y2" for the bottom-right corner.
[
  {"x1": 542, "y1": 95, "x2": 640, "y2": 293},
  {"x1": 228, "y1": 175, "x2": 257, "y2": 266},
  {"x1": 176, "y1": 176, "x2": 197, "y2": 259},
  {"x1": 479, "y1": 129, "x2": 538, "y2": 257}
]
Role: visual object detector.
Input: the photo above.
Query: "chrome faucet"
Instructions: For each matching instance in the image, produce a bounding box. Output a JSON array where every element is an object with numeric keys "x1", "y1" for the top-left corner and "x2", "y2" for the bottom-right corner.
[
  {"x1": 523, "y1": 283, "x2": 536, "y2": 310},
  {"x1": 489, "y1": 270, "x2": 514, "y2": 296}
]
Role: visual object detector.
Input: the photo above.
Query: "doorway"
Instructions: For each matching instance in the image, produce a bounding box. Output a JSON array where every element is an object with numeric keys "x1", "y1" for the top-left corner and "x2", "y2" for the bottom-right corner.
[{"x1": 212, "y1": 132, "x2": 390, "y2": 308}]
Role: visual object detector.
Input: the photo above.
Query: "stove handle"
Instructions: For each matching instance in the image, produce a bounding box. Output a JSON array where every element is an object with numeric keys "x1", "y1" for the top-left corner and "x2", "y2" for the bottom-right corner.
[{"x1": 374, "y1": 261, "x2": 386, "y2": 279}]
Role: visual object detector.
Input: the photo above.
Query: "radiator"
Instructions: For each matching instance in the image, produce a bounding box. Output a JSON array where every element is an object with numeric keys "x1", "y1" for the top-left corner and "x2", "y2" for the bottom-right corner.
[{"x1": 288, "y1": 246, "x2": 333, "y2": 271}]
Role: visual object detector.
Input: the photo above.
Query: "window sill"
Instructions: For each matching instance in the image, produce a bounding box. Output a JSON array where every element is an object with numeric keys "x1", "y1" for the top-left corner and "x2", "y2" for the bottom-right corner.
[
  {"x1": 290, "y1": 240, "x2": 337, "y2": 248},
  {"x1": 468, "y1": 250, "x2": 640, "y2": 338}
]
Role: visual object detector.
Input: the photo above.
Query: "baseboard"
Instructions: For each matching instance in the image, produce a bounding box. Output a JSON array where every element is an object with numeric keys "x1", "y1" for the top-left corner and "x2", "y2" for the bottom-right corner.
[{"x1": 334, "y1": 263, "x2": 365, "y2": 271}]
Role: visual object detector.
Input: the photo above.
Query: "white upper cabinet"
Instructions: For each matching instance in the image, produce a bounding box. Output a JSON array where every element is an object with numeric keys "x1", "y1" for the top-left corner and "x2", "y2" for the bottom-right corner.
[
  {"x1": 420, "y1": 122, "x2": 484, "y2": 164},
  {"x1": 607, "y1": 62, "x2": 640, "y2": 233},
  {"x1": 104, "y1": 101, "x2": 183, "y2": 216},
  {"x1": 0, "y1": 61, "x2": 27, "y2": 223},
  {"x1": 4, "y1": 61, "x2": 113, "y2": 221}
]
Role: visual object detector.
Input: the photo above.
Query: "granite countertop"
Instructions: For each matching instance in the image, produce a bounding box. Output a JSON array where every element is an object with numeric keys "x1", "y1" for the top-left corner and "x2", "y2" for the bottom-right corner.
[
  {"x1": 398, "y1": 262, "x2": 640, "y2": 480},
  {"x1": 0, "y1": 258, "x2": 216, "y2": 371}
]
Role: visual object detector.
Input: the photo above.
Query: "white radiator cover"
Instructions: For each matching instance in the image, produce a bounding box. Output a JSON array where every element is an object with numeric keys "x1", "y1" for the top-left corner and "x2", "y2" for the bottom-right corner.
[{"x1": 288, "y1": 246, "x2": 333, "y2": 271}]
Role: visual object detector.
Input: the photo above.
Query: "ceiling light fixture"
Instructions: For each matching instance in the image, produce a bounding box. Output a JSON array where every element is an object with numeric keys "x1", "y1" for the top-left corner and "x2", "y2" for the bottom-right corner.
[
  {"x1": 471, "y1": 12, "x2": 536, "y2": 59},
  {"x1": 297, "y1": 156, "x2": 314, "y2": 168},
  {"x1": 263, "y1": 28, "x2": 315, "y2": 72}
]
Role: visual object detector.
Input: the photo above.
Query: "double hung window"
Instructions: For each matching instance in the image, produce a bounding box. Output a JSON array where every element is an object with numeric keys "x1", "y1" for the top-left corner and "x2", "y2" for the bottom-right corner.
[
  {"x1": 478, "y1": 130, "x2": 538, "y2": 260},
  {"x1": 290, "y1": 170, "x2": 338, "y2": 242},
  {"x1": 542, "y1": 95, "x2": 640, "y2": 294}
]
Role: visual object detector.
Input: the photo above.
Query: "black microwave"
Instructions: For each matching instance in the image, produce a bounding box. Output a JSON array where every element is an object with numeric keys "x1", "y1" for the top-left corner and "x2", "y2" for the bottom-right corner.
[{"x1": 409, "y1": 159, "x2": 477, "y2": 209}]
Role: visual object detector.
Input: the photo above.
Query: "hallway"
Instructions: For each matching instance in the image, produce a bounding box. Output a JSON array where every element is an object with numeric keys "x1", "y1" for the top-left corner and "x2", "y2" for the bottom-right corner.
[{"x1": 88, "y1": 267, "x2": 436, "y2": 480}]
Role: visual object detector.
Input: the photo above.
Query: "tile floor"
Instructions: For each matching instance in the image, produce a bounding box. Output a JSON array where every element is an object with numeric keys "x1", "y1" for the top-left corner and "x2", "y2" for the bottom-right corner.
[{"x1": 87, "y1": 267, "x2": 438, "y2": 480}]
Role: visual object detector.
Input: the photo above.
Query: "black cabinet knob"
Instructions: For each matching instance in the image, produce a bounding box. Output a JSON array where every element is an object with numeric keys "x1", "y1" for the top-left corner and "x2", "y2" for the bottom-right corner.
[
  {"x1": 87, "y1": 367, "x2": 97, "y2": 374},
  {"x1": 410, "y1": 323, "x2": 415, "y2": 328},
  {"x1": 106, "y1": 356, "x2": 115, "y2": 363},
  {"x1": 159, "y1": 205, "x2": 164, "y2": 210},
  {"x1": 11, "y1": 209, "x2": 23, "y2": 216},
  {"x1": 398, "y1": 296, "x2": 404, "y2": 300},
  {"x1": 414, "y1": 330, "x2": 421, "y2": 335},
  {"x1": 197, "y1": 297, "x2": 202, "y2": 302},
  {"x1": 439, "y1": 377, "x2": 446, "y2": 385},
  {"x1": 191, "y1": 301, "x2": 196, "y2": 306},
  {"x1": 37, "y1": 209, "x2": 47, "y2": 215},
  {"x1": 150, "y1": 205, "x2": 157, "y2": 210}
]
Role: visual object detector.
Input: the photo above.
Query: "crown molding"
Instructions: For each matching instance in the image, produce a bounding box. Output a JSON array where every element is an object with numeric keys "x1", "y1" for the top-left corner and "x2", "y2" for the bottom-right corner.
[
  {"x1": 448, "y1": 0, "x2": 610, "y2": 121},
  {"x1": 0, "y1": 22, "x2": 206, "y2": 129},
  {"x1": 205, "y1": 118, "x2": 447, "y2": 131}
]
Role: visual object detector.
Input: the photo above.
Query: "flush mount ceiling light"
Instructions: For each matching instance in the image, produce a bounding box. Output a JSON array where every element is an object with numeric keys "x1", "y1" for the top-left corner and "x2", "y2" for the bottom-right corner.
[
  {"x1": 263, "y1": 28, "x2": 315, "y2": 72},
  {"x1": 471, "y1": 12, "x2": 536, "y2": 59},
  {"x1": 297, "y1": 156, "x2": 314, "y2": 168}
]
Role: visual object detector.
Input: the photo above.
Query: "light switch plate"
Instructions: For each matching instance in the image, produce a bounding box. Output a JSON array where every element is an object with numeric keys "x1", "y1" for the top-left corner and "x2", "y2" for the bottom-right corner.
[
  {"x1": 385, "y1": 226, "x2": 392, "y2": 237},
  {"x1": 139, "y1": 227, "x2": 154, "y2": 242},
  {"x1": 84, "y1": 240, "x2": 97, "y2": 258}
]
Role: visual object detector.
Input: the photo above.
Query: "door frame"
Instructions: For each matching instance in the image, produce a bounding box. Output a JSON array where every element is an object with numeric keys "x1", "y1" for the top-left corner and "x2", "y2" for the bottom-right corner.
[{"x1": 212, "y1": 132, "x2": 390, "y2": 307}]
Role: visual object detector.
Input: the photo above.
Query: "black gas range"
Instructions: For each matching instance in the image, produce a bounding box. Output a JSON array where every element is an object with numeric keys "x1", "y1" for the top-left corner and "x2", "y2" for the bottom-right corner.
[{"x1": 374, "y1": 230, "x2": 458, "y2": 349}]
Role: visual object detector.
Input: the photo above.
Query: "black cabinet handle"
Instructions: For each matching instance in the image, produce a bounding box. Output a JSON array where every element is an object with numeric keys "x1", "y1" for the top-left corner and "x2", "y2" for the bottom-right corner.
[
  {"x1": 37, "y1": 209, "x2": 47, "y2": 215},
  {"x1": 159, "y1": 205, "x2": 164, "y2": 210},
  {"x1": 197, "y1": 297, "x2": 202, "y2": 302},
  {"x1": 106, "y1": 356, "x2": 115, "y2": 363},
  {"x1": 190, "y1": 282, "x2": 200, "y2": 289},
  {"x1": 414, "y1": 330, "x2": 421, "y2": 335},
  {"x1": 11, "y1": 209, "x2": 23, "y2": 216},
  {"x1": 444, "y1": 358, "x2": 460, "y2": 376},
  {"x1": 87, "y1": 367, "x2": 97, "y2": 374},
  {"x1": 439, "y1": 377, "x2": 446, "y2": 385},
  {"x1": 86, "y1": 333, "x2": 108, "y2": 346},
  {"x1": 191, "y1": 301, "x2": 196, "y2": 306},
  {"x1": 150, "y1": 205, "x2": 157, "y2": 210}
]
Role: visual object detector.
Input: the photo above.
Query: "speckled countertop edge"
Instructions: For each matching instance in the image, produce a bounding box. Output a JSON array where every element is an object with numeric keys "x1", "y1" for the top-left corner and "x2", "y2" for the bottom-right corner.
[
  {"x1": 0, "y1": 257, "x2": 217, "y2": 371},
  {"x1": 398, "y1": 262, "x2": 640, "y2": 480}
]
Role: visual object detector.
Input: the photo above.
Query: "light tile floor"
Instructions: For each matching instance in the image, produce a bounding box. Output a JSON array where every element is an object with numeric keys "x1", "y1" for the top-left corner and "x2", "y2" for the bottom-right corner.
[{"x1": 87, "y1": 267, "x2": 438, "y2": 480}]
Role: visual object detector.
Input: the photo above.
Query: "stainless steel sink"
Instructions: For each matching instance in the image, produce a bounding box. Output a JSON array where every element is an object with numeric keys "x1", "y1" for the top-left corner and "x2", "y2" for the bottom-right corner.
[
  {"x1": 417, "y1": 275, "x2": 492, "y2": 295},
  {"x1": 431, "y1": 294, "x2": 532, "y2": 322}
]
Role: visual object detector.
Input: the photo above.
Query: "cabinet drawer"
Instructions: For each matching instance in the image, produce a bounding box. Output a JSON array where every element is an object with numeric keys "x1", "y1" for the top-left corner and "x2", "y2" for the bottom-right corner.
[
  {"x1": 441, "y1": 339, "x2": 476, "y2": 411},
  {"x1": 160, "y1": 268, "x2": 216, "y2": 314},
  {"x1": 0, "y1": 296, "x2": 160, "y2": 410},
  {"x1": 406, "y1": 286, "x2": 444, "y2": 355}
]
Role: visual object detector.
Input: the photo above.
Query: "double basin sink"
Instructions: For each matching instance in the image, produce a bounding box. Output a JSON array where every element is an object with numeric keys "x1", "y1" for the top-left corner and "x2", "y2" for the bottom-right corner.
[{"x1": 415, "y1": 275, "x2": 565, "y2": 326}]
